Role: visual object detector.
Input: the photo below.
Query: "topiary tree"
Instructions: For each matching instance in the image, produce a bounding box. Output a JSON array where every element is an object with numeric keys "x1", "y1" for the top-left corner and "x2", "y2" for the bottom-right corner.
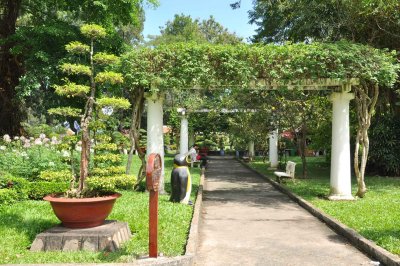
[{"x1": 49, "y1": 24, "x2": 130, "y2": 197}]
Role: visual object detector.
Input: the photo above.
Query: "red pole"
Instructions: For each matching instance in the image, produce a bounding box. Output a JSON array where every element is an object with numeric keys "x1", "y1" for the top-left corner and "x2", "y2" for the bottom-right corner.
[
  {"x1": 146, "y1": 153, "x2": 161, "y2": 258},
  {"x1": 149, "y1": 190, "x2": 158, "y2": 258}
]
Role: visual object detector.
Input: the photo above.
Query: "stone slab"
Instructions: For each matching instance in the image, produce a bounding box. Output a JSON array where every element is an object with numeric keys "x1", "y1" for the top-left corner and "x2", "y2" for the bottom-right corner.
[{"x1": 30, "y1": 220, "x2": 131, "y2": 252}]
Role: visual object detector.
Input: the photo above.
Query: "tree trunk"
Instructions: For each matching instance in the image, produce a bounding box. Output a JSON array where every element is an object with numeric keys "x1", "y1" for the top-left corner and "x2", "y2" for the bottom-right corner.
[
  {"x1": 126, "y1": 141, "x2": 135, "y2": 174},
  {"x1": 295, "y1": 123, "x2": 308, "y2": 178},
  {"x1": 79, "y1": 118, "x2": 90, "y2": 192},
  {"x1": 125, "y1": 88, "x2": 146, "y2": 189},
  {"x1": 0, "y1": 0, "x2": 24, "y2": 136},
  {"x1": 354, "y1": 83, "x2": 378, "y2": 198},
  {"x1": 126, "y1": 88, "x2": 145, "y2": 175},
  {"x1": 78, "y1": 39, "x2": 96, "y2": 193},
  {"x1": 78, "y1": 98, "x2": 94, "y2": 192},
  {"x1": 300, "y1": 123, "x2": 308, "y2": 178}
]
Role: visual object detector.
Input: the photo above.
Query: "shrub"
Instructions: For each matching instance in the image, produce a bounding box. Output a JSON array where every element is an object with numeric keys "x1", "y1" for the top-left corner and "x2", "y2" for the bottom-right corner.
[
  {"x1": 0, "y1": 175, "x2": 29, "y2": 202},
  {"x1": 0, "y1": 189, "x2": 22, "y2": 205},
  {"x1": 91, "y1": 166, "x2": 125, "y2": 176},
  {"x1": 93, "y1": 154, "x2": 122, "y2": 164},
  {"x1": 39, "y1": 170, "x2": 73, "y2": 182},
  {"x1": 0, "y1": 145, "x2": 69, "y2": 180},
  {"x1": 26, "y1": 181, "x2": 69, "y2": 200},
  {"x1": 0, "y1": 172, "x2": 70, "y2": 201},
  {"x1": 368, "y1": 115, "x2": 400, "y2": 176},
  {"x1": 86, "y1": 174, "x2": 136, "y2": 193},
  {"x1": 111, "y1": 174, "x2": 136, "y2": 189}
]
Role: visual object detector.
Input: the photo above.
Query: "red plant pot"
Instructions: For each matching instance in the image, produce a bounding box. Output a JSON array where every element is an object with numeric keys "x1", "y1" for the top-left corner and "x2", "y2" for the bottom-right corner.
[{"x1": 44, "y1": 193, "x2": 121, "y2": 228}]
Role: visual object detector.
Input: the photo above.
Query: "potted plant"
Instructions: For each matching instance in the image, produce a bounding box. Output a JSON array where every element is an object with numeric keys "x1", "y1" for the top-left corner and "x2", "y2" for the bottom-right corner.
[{"x1": 45, "y1": 24, "x2": 130, "y2": 228}]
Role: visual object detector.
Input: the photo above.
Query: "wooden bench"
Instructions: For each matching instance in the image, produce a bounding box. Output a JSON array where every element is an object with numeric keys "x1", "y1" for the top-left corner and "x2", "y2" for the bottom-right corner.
[{"x1": 274, "y1": 161, "x2": 296, "y2": 183}]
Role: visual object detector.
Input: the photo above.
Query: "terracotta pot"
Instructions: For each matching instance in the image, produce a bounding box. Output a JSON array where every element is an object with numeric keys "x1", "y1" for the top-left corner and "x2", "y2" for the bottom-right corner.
[{"x1": 44, "y1": 193, "x2": 121, "y2": 228}]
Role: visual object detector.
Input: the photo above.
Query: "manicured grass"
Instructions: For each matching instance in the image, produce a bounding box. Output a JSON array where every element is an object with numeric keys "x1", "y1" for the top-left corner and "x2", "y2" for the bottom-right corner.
[
  {"x1": 250, "y1": 156, "x2": 400, "y2": 256},
  {"x1": 0, "y1": 155, "x2": 200, "y2": 264}
]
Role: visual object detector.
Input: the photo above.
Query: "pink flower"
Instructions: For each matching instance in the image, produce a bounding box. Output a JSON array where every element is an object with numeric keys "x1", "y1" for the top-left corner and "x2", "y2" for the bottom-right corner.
[
  {"x1": 39, "y1": 133, "x2": 46, "y2": 139},
  {"x1": 34, "y1": 138, "x2": 43, "y2": 145}
]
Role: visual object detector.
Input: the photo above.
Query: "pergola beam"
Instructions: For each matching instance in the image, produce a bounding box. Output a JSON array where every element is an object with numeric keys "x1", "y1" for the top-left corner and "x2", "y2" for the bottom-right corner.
[
  {"x1": 188, "y1": 78, "x2": 360, "y2": 91},
  {"x1": 250, "y1": 78, "x2": 360, "y2": 90}
]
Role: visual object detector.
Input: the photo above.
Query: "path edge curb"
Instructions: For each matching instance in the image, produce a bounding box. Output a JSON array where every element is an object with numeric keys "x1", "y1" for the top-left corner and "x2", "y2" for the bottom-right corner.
[
  {"x1": 238, "y1": 159, "x2": 400, "y2": 266},
  {"x1": 185, "y1": 170, "x2": 205, "y2": 257}
]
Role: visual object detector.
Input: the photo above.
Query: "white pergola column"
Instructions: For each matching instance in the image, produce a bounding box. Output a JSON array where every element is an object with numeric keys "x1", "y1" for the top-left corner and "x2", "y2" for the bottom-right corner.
[
  {"x1": 248, "y1": 140, "x2": 255, "y2": 158},
  {"x1": 180, "y1": 115, "x2": 189, "y2": 155},
  {"x1": 329, "y1": 91, "x2": 354, "y2": 200},
  {"x1": 189, "y1": 131, "x2": 195, "y2": 148},
  {"x1": 269, "y1": 129, "x2": 279, "y2": 169},
  {"x1": 146, "y1": 94, "x2": 165, "y2": 193}
]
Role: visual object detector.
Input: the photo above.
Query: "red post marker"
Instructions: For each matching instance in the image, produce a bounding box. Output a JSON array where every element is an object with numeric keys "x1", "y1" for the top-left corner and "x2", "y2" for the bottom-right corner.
[{"x1": 146, "y1": 153, "x2": 162, "y2": 258}]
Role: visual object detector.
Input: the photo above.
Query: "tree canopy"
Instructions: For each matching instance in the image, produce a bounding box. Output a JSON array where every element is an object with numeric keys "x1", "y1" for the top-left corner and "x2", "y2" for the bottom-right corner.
[
  {"x1": 249, "y1": 0, "x2": 400, "y2": 51},
  {"x1": 0, "y1": 0, "x2": 158, "y2": 135},
  {"x1": 146, "y1": 14, "x2": 243, "y2": 46}
]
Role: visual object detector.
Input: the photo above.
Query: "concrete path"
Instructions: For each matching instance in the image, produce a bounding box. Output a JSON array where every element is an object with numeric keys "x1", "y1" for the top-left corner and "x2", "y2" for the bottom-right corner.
[{"x1": 194, "y1": 158, "x2": 372, "y2": 266}]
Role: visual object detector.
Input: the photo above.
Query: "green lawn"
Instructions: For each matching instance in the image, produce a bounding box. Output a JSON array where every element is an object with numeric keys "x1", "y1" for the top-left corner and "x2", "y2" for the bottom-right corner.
[
  {"x1": 0, "y1": 155, "x2": 200, "y2": 264},
  {"x1": 250, "y1": 156, "x2": 400, "y2": 255}
]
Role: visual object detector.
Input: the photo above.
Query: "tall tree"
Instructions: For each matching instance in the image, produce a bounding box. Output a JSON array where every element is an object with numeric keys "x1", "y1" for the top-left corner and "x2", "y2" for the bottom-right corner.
[
  {"x1": 147, "y1": 14, "x2": 242, "y2": 46},
  {"x1": 0, "y1": 0, "x2": 157, "y2": 136},
  {"x1": 0, "y1": 0, "x2": 24, "y2": 136}
]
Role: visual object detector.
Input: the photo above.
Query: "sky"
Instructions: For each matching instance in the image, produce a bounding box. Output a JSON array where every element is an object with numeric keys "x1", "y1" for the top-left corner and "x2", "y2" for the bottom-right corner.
[{"x1": 142, "y1": 0, "x2": 257, "y2": 42}]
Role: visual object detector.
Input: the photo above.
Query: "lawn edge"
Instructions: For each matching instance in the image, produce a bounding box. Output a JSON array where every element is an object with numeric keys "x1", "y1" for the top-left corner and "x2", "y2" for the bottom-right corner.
[{"x1": 238, "y1": 159, "x2": 400, "y2": 266}]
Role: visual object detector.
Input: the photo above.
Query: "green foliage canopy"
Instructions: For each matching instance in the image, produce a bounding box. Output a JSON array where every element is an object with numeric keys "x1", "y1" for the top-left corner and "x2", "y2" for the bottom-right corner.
[
  {"x1": 121, "y1": 42, "x2": 398, "y2": 93},
  {"x1": 249, "y1": 0, "x2": 400, "y2": 51}
]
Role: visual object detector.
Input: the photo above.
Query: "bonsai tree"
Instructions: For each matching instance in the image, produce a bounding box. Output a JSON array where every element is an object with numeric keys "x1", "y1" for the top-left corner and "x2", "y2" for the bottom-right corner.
[{"x1": 49, "y1": 24, "x2": 130, "y2": 197}]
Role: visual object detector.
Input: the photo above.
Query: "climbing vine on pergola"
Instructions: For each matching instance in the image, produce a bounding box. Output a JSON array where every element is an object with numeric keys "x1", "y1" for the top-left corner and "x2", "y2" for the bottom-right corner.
[{"x1": 121, "y1": 41, "x2": 398, "y2": 198}]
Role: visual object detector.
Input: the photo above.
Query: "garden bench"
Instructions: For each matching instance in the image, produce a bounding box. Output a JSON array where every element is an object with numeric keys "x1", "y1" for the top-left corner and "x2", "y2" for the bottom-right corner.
[
  {"x1": 242, "y1": 156, "x2": 251, "y2": 163},
  {"x1": 190, "y1": 157, "x2": 201, "y2": 168},
  {"x1": 274, "y1": 161, "x2": 296, "y2": 183}
]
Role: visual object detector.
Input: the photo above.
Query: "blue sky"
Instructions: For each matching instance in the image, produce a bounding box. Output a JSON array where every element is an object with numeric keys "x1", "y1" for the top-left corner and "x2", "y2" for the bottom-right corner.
[{"x1": 143, "y1": 0, "x2": 257, "y2": 42}]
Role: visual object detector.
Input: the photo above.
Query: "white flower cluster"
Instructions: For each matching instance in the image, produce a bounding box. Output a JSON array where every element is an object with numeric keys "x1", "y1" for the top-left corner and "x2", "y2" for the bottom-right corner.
[
  {"x1": 3, "y1": 134, "x2": 11, "y2": 143},
  {"x1": 2, "y1": 133, "x2": 61, "y2": 149}
]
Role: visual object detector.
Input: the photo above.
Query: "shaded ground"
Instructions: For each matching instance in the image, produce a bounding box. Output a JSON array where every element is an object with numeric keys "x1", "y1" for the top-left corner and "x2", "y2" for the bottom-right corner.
[{"x1": 194, "y1": 157, "x2": 372, "y2": 266}]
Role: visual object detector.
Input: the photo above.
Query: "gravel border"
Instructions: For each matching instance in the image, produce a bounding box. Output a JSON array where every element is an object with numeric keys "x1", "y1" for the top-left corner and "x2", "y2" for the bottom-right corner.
[{"x1": 238, "y1": 159, "x2": 400, "y2": 266}]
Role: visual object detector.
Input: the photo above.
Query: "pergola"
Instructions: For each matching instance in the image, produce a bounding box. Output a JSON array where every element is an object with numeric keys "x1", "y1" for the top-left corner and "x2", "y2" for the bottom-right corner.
[
  {"x1": 146, "y1": 78, "x2": 359, "y2": 200},
  {"x1": 121, "y1": 41, "x2": 398, "y2": 200}
]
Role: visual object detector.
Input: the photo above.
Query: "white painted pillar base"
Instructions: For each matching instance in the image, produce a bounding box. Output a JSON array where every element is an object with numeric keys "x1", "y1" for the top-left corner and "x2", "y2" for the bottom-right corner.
[
  {"x1": 248, "y1": 140, "x2": 255, "y2": 158},
  {"x1": 269, "y1": 129, "x2": 279, "y2": 169},
  {"x1": 180, "y1": 116, "x2": 189, "y2": 155},
  {"x1": 146, "y1": 94, "x2": 165, "y2": 192},
  {"x1": 329, "y1": 92, "x2": 354, "y2": 200}
]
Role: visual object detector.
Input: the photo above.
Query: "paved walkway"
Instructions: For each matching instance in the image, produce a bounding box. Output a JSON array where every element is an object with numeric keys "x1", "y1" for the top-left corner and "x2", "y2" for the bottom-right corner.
[{"x1": 194, "y1": 158, "x2": 372, "y2": 266}]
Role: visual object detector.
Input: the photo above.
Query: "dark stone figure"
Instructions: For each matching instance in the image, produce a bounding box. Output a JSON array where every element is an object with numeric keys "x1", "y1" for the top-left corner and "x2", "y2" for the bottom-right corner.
[{"x1": 170, "y1": 154, "x2": 192, "y2": 204}]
